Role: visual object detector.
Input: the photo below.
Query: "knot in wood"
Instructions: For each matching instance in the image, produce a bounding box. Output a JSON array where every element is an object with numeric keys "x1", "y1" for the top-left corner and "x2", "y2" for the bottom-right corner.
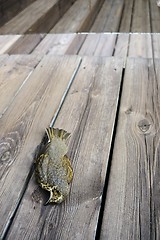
[
  {"x1": 0, "y1": 141, "x2": 12, "y2": 164},
  {"x1": 138, "y1": 119, "x2": 151, "y2": 133},
  {"x1": 125, "y1": 106, "x2": 132, "y2": 114},
  {"x1": 0, "y1": 150, "x2": 11, "y2": 162}
]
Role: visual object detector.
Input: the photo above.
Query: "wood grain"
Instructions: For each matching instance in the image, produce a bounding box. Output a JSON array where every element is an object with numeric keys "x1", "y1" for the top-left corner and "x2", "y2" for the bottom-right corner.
[
  {"x1": 5, "y1": 34, "x2": 45, "y2": 54},
  {"x1": 119, "y1": 0, "x2": 134, "y2": 32},
  {"x1": 78, "y1": 33, "x2": 117, "y2": 56},
  {"x1": 58, "y1": 0, "x2": 77, "y2": 16},
  {"x1": 128, "y1": 34, "x2": 153, "y2": 58},
  {"x1": 152, "y1": 34, "x2": 160, "y2": 58},
  {"x1": 131, "y1": 0, "x2": 151, "y2": 32},
  {"x1": 90, "y1": 0, "x2": 114, "y2": 32},
  {"x1": 50, "y1": 0, "x2": 104, "y2": 33},
  {"x1": 0, "y1": 0, "x2": 59, "y2": 34},
  {"x1": 0, "y1": 55, "x2": 9, "y2": 64},
  {"x1": 103, "y1": 0, "x2": 124, "y2": 32},
  {"x1": 113, "y1": 34, "x2": 129, "y2": 59},
  {"x1": 65, "y1": 33, "x2": 87, "y2": 55},
  {"x1": 0, "y1": 33, "x2": 159, "y2": 60},
  {"x1": 0, "y1": 55, "x2": 41, "y2": 117},
  {"x1": 6, "y1": 57, "x2": 124, "y2": 240},
  {"x1": 101, "y1": 58, "x2": 160, "y2": 240},
  {"x1": 32, "y1": 34, "x2": 75, "y2": 55},
  {"x1": 149, "y1": 0, "x2": 160, "y2": 32},
  {"x1": 0, "y1": 0, "x2": 36, "y2": 27},
  {"x1": 0, "y1": 35, "x2": 21, "y2": 54},
  {"x1": 0, "y1": 55, "x2": 82, "y2": 238}
]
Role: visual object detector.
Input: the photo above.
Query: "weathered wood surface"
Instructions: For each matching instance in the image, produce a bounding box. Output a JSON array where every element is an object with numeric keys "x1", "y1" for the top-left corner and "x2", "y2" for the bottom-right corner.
[
  {"x1": 6, "y1": 34, "x2": 45, "y2": 54},
  {"x1": 0, "y1": 0, "x2": 36, "y2": 16},
  {"x1": 90, "y1": 0, "x2": 124, "y2": 32},
  {"x1": 90, "y1": 0, "x2": 114, "y2": 32},
  {"x1": 0, "y1": 0, "x2": 60, "y2": 34},
  {"x1": 0, "y1": 54, "x2": 8, "y2": 64},
  {"x1": 31, "y1": 33, "x2": 87, "y2": 56},
  {"x1": 0, "y1": 55, "x2": 41, "y2": 117},
  {"x1": 32, "y1": 34, "x2": 76, "y2": 55},
  {"x1": 113, "y1": 34, "x2": 129, "y2": 59},
  {"x1": 50, "y1": 0, "x2": 104, "y2": 33},
  {"x1": 0, "y1": 55, "x2": 82, "y2": 238},
  {"x1": 119, "y1": 0, "x2": 134, "y2": 32},
  {"x1": 4, "y1": 57, "x2": 124, "y2": 240},
  {"x1": 0, "y1": 35, "x2": 160, "y2": 239},
  {"x1": 58, "y1": 0, "x2": 77, "y2": 16},
  {"x1": 78, "y1": 34, "x2": 117, "y2": 56},
  {"x1": 0, "y1": 33, "x2": 160, "y2": 59},
  {"x1": 0, "y1": 35, "x2": 21, "y2": 54},
  {"x1": 65, "y1": 34, "x2": 87, "y2": 55},
  {"x1": 0, "y1": 0, "x2": 160, "y2": 33},
  {"x1": 149, "y1": 0, "x2": 160, "y2": 32},
  {"x1": 101, "y1": 58, "x2": 160, "y2": 239},
  {"x1": 128, "y1": 34, "x2": 153, "y2": 58},
  {"x1": 102, "y1": 0, "x2": 124, "y2": 32},
  {"x1": 0, "y1": 0, "x2": 36, "y2": 27},
  {"x1": 152, "y1": 34, "x2": 160, "y2": 58},
  {"x1": 131, "y1": 0, "x2": 151, "y2": 32}
]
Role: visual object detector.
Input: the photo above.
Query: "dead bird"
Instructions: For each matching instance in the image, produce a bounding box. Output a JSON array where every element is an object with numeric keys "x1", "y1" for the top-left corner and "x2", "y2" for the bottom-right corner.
[{"x1": 35, "y1": 127, "x2": 73, "y2": 204}]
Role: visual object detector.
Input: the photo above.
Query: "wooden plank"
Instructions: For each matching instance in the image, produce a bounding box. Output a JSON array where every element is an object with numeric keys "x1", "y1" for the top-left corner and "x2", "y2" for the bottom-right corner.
[
  {"x1": 58, "y1": 0, "x2": 77, "y2": 16},
  {"x1": 113, "y1": 34, "x2": 129, "y2": 59},
  {"x1": 119, "y1": 0, "x2": 134, "y2": 32},
  {"x1": 0, "y1": 1, "x2": 22, "y2": 27},
  {"x1": 131, "y1": 0, "x2": 151, "y2": 32},
  {"x1": 32, "y1": 34, "x2": 76, "y2": 55},
  {"x1": 78, "y1": 33, "x2": 117, "y2": 56},
  {"x1": 0, "y1": 35, "x2": 21, "y2": 54},
  {"x1": 101, "y1": 58, "x2": 160, "y2": 239},
  {"x1": 0, "y1": 0, "x2": 36, "y2": 28},
  {"x1": 0, "y1": 55, "x2": 41, "y2": 117},
  {"x1": 47, "y1": 34, "x2": 78, "y2": 55},
  {"x1": 90, "y1": 0, "x2": 125, "y2": 32},
  {"x1": 103, "y1": 0, "x2": 124, "y2": 32},
  {"x1": 6, "y1": 57, "x2": 124, "y2": 240},
  {"x1": 152, "y1": 34, "x2": 160, "y2": 58},
  {"x1": 1, "y1": 33, "x2": 85, "y2": 56},
  {"x1": 0, "y1": 0, "x2": 35, "y2": 13},
  {"x1": 5, "y1": 34, "x2": 45, "y2": 54},
  {"x1": 149, "y1": 0, "x2": 160, "y2": 32},
  {"x1": 90, "y1": 0, "x2": 114, "y2": 32},
  {"x1": 65, "y1": 33, "x2": 87, "y2": 55},
  {"x1": 50, "y1": 0, "x2": 104, "y2": 33},
  {"x1": 128, "y1": 34, "x2": 153, "y2": 58},
  {"x1": 0, "y1": 55, "x2": 82, "y2": 238},
  {"x1": 0, "y1": 0, "x2": 59, "y2": 34},
  {"x1": 0, "y1": 54, "x2": 9, "y2": 65}
]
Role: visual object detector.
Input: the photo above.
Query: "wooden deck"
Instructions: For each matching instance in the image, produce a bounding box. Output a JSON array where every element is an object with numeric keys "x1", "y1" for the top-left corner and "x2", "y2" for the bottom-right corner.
[
  {"x1": 0, "y1": 33, "x2": 160, "y2": 58},
  {"x1": 0, "y1": 0, "x2": 160, "y2": 33},
  {"x1": 0, "y1": 33, "x2": 160, "y2": 239}
]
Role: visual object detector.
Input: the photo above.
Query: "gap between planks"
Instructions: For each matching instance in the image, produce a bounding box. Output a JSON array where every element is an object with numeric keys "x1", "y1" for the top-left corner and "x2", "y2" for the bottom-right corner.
[{"x1": 95, "y1": 66, "x2": 126, "y2": 240}]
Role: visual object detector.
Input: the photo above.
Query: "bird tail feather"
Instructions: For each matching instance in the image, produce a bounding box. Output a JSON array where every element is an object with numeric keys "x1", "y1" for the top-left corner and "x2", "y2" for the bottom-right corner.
[{"x1": 46, "y1": 127, "x2": 70, "y2": 142}]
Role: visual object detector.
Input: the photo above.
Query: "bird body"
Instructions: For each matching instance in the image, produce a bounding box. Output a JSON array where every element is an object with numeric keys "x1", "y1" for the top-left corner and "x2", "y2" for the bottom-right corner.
[{"x1": 35, "y1": 127, "x2": 73, "y2": 204}]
